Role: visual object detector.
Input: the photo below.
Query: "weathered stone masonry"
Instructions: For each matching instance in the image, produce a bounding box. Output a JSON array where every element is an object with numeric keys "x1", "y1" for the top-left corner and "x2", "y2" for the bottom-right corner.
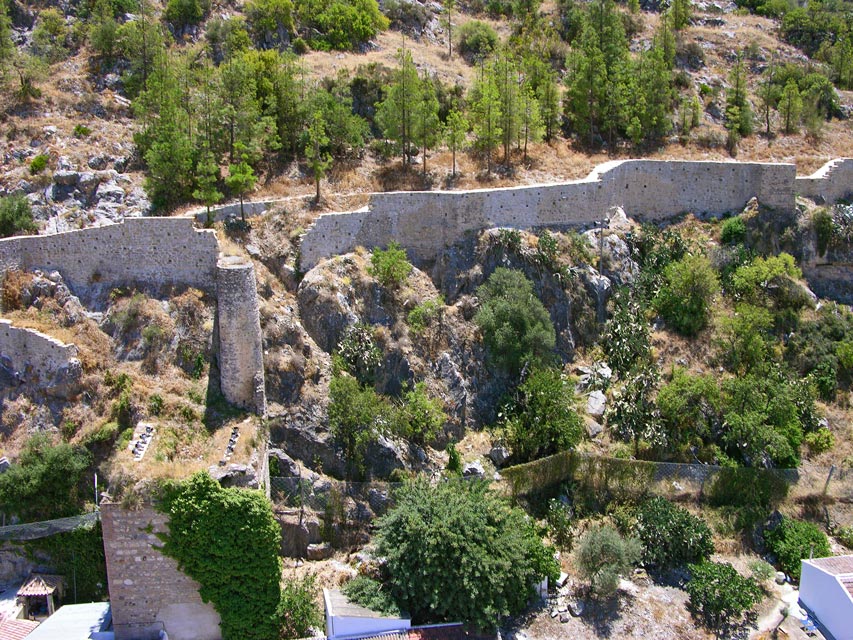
[
  {"x1": 299, "y1": 158, "x2": 853, "y2": 270},
  {"x1": 0, "y1": 319, "x2": 80, "y2": 393},
  {"x1": 0, "y1": 217, "x2": 266, "y2": 414},
  {"x1": 100, "y1": 502, "x2": 222, "y2": 640}
]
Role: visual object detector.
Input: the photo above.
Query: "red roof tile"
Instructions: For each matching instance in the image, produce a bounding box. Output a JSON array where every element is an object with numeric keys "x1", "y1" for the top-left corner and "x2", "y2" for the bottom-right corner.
[{"x1": 0, "y1": 618, "x2": 40, "y2": 640}]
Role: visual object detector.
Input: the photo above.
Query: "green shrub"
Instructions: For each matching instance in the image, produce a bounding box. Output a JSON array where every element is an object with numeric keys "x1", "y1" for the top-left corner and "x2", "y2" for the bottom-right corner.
[
  {"x1": 343, "y1": 575, "x2": 401, "y2": 616},
  {"x1": 707, "y1": 467, "x2": 789, "y2": 530},
  {"x1": 0, "y1": 434, "x2": 92, "y2": 522},
  {"x1": 375, "y1": 477, "x2": 559, "y2": 629},
  {"x1": 500, "y1": 366, "x2": 583, "y2": 463},
  {"x1": 396, "y1": 382, "x2": 446, "y2": 445},
  {"x1": 654, "y1": 254, "x2": 719, "y2": 336},
  {"x1": 475, "y1": 268, "x2": 555, "y2": 374},
  {"x1": 407, "y1": 297, "x2": 444, "y2": 334},
  {"x1": 720, "y1": 215, "x2": 747, "y2": 244},
  {"x1": 602, "y1": 290, "x2": 651, "y2": 376},
  {"x1": 337, "y1": 323, "x2": 382, "y2": 384},
  {"x1": 446, "y1": 442, "x2": 462, "y2": 475},
  {"x1": 836, "y1": 525, "x2": 853, "y2": 549},
  {"x1": 813, "y1": 208, "x2": 834, "y2": 256},
  {"x1": 328, "y1": 374, "x2": 387, "y2": 478},
  {"x1": 148, "y1": 393, "x2": 164, "y2": 416},
  {"x1": 73, "y1": 124, "x2": 92, "y2": 138},
  {"x1": 292, "y1": 36, "x2": 308, "y2": 53},
  {"x1": 749, "y1": 558, "x2": 775, "y2": 582},
  {"x1": 32, "y1": 8, "x2": 68, "y2": 62},
  {"x1": 632, "y1": 496, "x2": 714, "y2": 569},
  {"x1": 279, "y1": 575, "x2": 323, "y2": 639},
  {"x1": 165, "y1": 0, "x2": 208, "y2": 27},
  {"x1": 299, "y1": 0, "x2": 388, "y2": 50},
  {"x1": 686, "y1": 561, "x2": 762, "y2": 631},
  {"x1": 546, "y1": 498, "x2": 574, "y2": 550},
  {"x1": 457, "y1": 20, "x2": 498, "y2": 59},
  {"x1": 368, "y1": 241, "x2": 412, "y2": 288},
  {"x1": 29, "y1": 154, "x2": 49, "y2": 174},
  {"x1": 0, "y1": 194, "x2": 37, "y2": 238},
  {"x1": 765, "y1": 517, "x2": 831, "y2": 579},
  {"x1": 731, "y1": 253, "x2": 801, "y2": 306},
  {"x1": 575, "y1": 525, "x2": 642, "y2": 597},
  {"x1": 158, "y1": 472, "x2": 286, "y2": 640},
  {"x1": 111, "y1": 390, "x2": 135, "y2": 430}
]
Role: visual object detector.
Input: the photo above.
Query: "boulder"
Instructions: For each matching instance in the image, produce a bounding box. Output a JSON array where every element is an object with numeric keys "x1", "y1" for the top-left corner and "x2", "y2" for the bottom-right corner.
[
  {"x1": 586, "y1": 390, "x2": 606, "y2": 418},
  {"x1": 569, "y1": 600, "x2": 585, "y2": 617},
  {"x1": 488, "y1": 444, "x2": 510, "y2": 467},
  {"x1": 306, "y1": 543, "x2": 333, "y2": 561},
  {"x1": 95, "y1": 181, "x2": 125, "y2": 204},
  {"x1": 88, "y1": 155, "x2": 108, "y2": 170},
  {"x1": 585, "y1": 416, "x2": 603, "y2": 438},
  {"x1": 52, "y1": 170, "x2": 80, "y2": 186},
  {"x1": 463, "y1": 460, "x2": 485, "y2": 478}
]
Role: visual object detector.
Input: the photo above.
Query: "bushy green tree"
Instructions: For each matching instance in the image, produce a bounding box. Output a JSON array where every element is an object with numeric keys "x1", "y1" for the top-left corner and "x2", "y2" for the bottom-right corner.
[
  {"x1": 654, "y1": 254, "x2": 719, "y2": 336},
  {"x1": 397, "y1": 382, "x2": 446, "y2": 445},
  {"x1": 719, "y1": 215, "x2": 747, "y2": 245},
  {"x1": 0, "y1": 434, "x2": 92, "y2": 522},
  {"x1": 0, "y1": 194, "x2": 37, "y2": 238},
  {"x1": 368, "y1": 242, "x2": 412, "y2": 288},
  {"x1": 245, "y1": 0, "x2": 294, "y2": 50},
  {"x1": 731, "y1": 253, "x2": 802, "y2": 306},
  {"x1": 632, "y1": 496, "x2": 714, "y2": 568},
  {"x1": 305, "y1": 109, "x2": 332, "y2": 202},
  {"x1": 575, "y1": 525, "x2": 641, "y2": 597},
  {"x1": 606, "y1": 365, "x2": 662, "y2": 455},
  {"x1": 279, "y1": 575, "x2": 323, "y2": 639},
  {"x1": 500, "y1": 366, "x2": 583, "y2": 462},
  {"x1": 603, "y1": 290, "x2": 651, "y2": 376},
  {"x1": 32, "y1": 8, "x2": 68, "y2": 63},
  {"x1": 374, "y1": 478, "x2": 559, "y2": 629},
  {"x1": 457, "y1": 20, "x2": 498, "y2": 60},
  {"x1": 158, "y1": 472, "x2": 285, "y2": 640},
  {"x1": 714, "y1": 304, "x2": 774, "y2": 374},
  {"x1": 686, "y1": 561, "x2": 762, "y2": 631},
  {"x1": 765, "y1": 517, "x2": 831, "y2": 579},
  {"x1": 657, "y1": 368, "x2": 721, "y2": 454},
  {"x1": 165, "y1": 0, "x2": 208, "y2": 29},
  {"x1": 328, "y1": 374, "x2": 386, "y2": 478},
  {"x1": 475, "y1": 268, "x2": 555, "y2": 374}
]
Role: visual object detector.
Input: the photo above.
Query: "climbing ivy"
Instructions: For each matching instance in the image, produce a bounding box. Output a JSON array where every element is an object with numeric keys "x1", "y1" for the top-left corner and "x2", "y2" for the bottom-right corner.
[{"x1": 156, "y1": 472, "x2": 284, "y2": 640}]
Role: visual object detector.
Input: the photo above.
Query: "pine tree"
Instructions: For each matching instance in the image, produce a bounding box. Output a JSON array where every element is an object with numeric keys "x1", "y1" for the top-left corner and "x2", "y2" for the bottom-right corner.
[
  {"x1": 441, "y1": 0, "x2": 455, "y2": 58},
  {"x1": 494, "y1": 50, "x2": 521, "y2": 165},
  {"x1": 444, "y1": 107, "x2": 468, "y2": 177},
  {"x1": 779, "y1": 80, "x2": 802, "y2": 134},
  {"x1": 376, "y1": 47, "x2": 421, "y2": 167},
  {"x1": 413, "y1": 73, "x2": 440, "y2": 175},
  {"x1": 90, "y1": 0, "x2": 120, "y2": 65},
  {"x1": 756, "y1": 58, "x2": 777, "y2": 137},
  {"x1": 632, "y1": 44, "x2": 674, "y2": 145},
  {"x1": 193, "y1": 150, "x2": 223, "y2": 226},
  {"x1": 219, "y1": 54, "x2": 260, "y2": 162},
  {"x1": 304, "y1": 110, "x2": 331, "y2": 202},
  {"x1": 725, "y1": 52, "x2": 752, "y2": 139},
  {"x1": 669, "y1": 0, "x2": 691, "y2": 30},
  {"x1": 225, "y1": 146, "x2": 257, "y2": 221},
  {"x1": 470, "y1": 62, "x2": 502, "y2": 176},
  {"x1": 0, "y1": 0, "x2": 12, "y2": 71},
  {"x1": 519, "y1": 85, "x2": 543, "y2": 161}
]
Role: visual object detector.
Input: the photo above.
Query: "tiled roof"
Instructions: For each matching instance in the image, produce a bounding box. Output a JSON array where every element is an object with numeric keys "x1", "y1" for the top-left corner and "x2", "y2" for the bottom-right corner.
[
  {"x1": 360, "y1": 625, "x2": 494, "y2": 640},
  {"x1": 0, "y1": 618, "x2": 40, "y2": 640},
  {"x1": 807, "y1": 556, "x2": 853, "y2": 576},
  {"x1": 16, "y1": 575, "x2": 62, "y2": 598}
]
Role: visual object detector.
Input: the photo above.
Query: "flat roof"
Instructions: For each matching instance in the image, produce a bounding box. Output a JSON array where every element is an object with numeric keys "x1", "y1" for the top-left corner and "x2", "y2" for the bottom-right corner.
[
  {"x1": 24, "y1": 603, "x2": 111, "y2": 640},
  {"x1": 805, "y1": 556, "x2": 853, "y2": 576},
  {"x1": 325, "y1": 589, "x2": 409, "y2": 621}
]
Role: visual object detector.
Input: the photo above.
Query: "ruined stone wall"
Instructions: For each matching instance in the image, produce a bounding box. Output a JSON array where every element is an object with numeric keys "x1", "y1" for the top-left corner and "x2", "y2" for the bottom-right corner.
[
  {"x1": 0, "y1": 218, "x2": 219, "y2": 298},
  {"x1": 216, "y1": 257, "x2": 266, "y2": 415},
  {"x1": 299, "y1": 159, "x2": 799, "y2": 269},
  {"x1": 100, "y1": 502, "x2": 222, "y2": 640},
  {"x1": 0, "y1": 319, "x2": 79, "y2": 387},
  {"x1": 796, "y1": 158, "x2": 853, "y2": 203}
]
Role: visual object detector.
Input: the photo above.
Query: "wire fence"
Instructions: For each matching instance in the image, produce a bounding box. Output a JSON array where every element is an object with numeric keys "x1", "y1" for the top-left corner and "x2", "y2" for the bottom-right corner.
[{"x1": 0, "y1": 512, "x2": 100, "y2": 542}]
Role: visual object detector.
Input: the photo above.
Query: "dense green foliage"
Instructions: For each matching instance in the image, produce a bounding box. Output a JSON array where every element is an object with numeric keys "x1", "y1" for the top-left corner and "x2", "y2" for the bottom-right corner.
[
  {"x1": 0, "y1": 194, "x2": 37, "y2": 238},
  {"x1": 279, "y1": 575, "x2": 323, "y2": 639},
  {"x1": 373, "y1": 478, "x2": 559, "y2": 629},
  {"x1": 654, "y1": 254, "x2": 719, "y2": 336},
  {"x1": 575, "y1": 525, "x2": 642, "y2": 597},
  {"x1": 0, "y1": 434, "x2": 92, "y2": 522},
  {"x1": 368, "y1": 242, "x2": 413, "y2": 288},
  {"x1": 475, "y1": 268, "x2": 556, "y2": 374},
  {"x1": 26, "y1": 523, "x2": 108, "y2": 603},
  {"x1": 158, "y1": 472, "x2": 288, "y2": 640},
  {"x1": 764, "y1": 516, "x2": 831, "y2": 579},
  {"x1": 342, "y1": 575, "x2": 402, "y2": 616},
  {"x1": 686, "y1": 561, "x2": 762, "y2": 631},
  {"x1": 631, "y1": 497, "x2": 714, "y2": 569},
  {"x1": 500, "y1": 367, "x2": 583, "y2": 463},
  {"x1": 602, "y1": 291, "x2": 651, "y2": 377},
  {"x1": 337, "y1": 323, "x2": 382, "y2": 384}
]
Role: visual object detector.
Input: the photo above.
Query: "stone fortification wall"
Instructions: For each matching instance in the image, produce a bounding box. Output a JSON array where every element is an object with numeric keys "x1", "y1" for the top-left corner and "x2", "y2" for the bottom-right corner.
[
  {"x1": 796, "y1": 158, "x2": 853, "y2": 203},
  {"x1": 0, "y1": 218, "x2": 219, "y2": 297},
  {"x1": 0, "y1": 319, "x2": 79, "y2": 385},
  {"x1": 101, "y1": 502, "x2": 222, "y2": 640},
  {"x1": 216, "y1": 257, "x2": 267, "y2": 415},
  {"x1": 299, "y1": 159, "x2": 798, "y2": 269}
]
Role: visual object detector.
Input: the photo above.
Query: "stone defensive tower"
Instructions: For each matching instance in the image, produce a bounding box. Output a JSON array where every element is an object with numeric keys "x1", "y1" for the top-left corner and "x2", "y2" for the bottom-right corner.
[{"x1": 216, "y1": 256, "x2": 266, "y2": 415}]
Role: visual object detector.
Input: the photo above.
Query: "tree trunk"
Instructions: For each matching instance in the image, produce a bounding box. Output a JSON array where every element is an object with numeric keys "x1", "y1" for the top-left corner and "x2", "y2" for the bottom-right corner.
[{"x1": 240, "y1": 194, "x2": 245, "y2": 222}]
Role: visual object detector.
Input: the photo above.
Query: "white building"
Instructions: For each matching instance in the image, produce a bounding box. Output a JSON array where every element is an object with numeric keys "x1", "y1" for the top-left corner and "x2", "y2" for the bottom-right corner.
[{"x1": 800, "y1": 556, "x2": 853, "y2": 640}]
